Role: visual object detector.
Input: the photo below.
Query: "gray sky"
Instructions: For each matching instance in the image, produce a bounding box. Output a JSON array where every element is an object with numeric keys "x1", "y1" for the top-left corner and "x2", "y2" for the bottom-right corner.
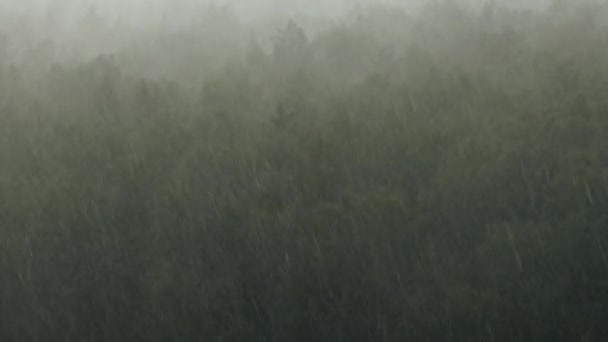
[
  {"x1": 0, "y1": 0, "x2": 551, "y2": 19},
  {"x1": 0, "y1": 0, "x2": 552, "y2": 33}
]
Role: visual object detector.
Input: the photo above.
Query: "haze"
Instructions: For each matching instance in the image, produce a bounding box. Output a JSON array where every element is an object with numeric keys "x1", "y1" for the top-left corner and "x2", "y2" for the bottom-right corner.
[{"x1": 2, "y1": 0, "x2": 608, "y2": 341}]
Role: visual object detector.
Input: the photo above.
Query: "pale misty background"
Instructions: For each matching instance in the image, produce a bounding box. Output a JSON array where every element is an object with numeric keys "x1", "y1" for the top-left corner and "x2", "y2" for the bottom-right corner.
[{"x1": 3, "y1": 0, "x2": 608, "y2": 341}]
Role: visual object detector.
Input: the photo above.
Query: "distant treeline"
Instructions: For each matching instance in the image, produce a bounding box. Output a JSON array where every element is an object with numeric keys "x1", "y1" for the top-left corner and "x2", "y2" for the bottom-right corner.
[{"x1": 1, "y1": 1, "x2": 608, "y2": 341}]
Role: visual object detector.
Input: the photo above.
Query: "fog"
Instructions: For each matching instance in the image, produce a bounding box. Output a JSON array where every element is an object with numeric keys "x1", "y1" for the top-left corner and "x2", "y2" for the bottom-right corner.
[
  {"x1": 2, "y1": 0, "x2": 608, "y2": 341},
  {"x1": 0, "y1": 0, "x2": 551, "y2": 24},
  {"x1": 0, "y1": 0, "x2": 554, "y2": 77}
]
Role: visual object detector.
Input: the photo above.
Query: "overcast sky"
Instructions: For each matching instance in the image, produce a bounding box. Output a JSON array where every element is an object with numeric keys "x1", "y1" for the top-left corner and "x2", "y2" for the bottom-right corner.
[{"x1": 0, "y1": 0, "x2": 551, "y2": 19}]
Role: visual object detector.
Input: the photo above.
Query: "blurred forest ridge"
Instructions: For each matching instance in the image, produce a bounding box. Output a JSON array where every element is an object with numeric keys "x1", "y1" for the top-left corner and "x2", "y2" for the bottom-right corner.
[{"x1": 1, "y1": 0, "x2": 608, "y2": 341}]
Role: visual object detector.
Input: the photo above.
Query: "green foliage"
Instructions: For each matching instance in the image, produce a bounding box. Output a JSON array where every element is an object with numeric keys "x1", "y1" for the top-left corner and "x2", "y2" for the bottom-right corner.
[{"x1": 1, "y1": 2, "x2": 608, "y2": 341}]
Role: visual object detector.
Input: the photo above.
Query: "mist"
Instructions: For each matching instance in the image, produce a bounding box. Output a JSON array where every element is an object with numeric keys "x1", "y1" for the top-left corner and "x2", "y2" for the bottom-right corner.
[{"x1": 2, "y1": 0, "x2": 608, "y2": 341}]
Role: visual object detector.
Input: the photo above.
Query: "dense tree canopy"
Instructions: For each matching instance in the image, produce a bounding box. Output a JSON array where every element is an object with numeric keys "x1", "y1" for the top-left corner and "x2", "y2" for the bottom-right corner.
[{"x1": 1, "y1": 1, "x2": 608, "y2": 341}]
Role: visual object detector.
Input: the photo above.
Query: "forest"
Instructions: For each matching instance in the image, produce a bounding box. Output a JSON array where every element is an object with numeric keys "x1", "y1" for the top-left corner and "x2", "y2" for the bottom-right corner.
[{"x1": 1, "y1": 1, "x2": 608, "y2": 341}]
